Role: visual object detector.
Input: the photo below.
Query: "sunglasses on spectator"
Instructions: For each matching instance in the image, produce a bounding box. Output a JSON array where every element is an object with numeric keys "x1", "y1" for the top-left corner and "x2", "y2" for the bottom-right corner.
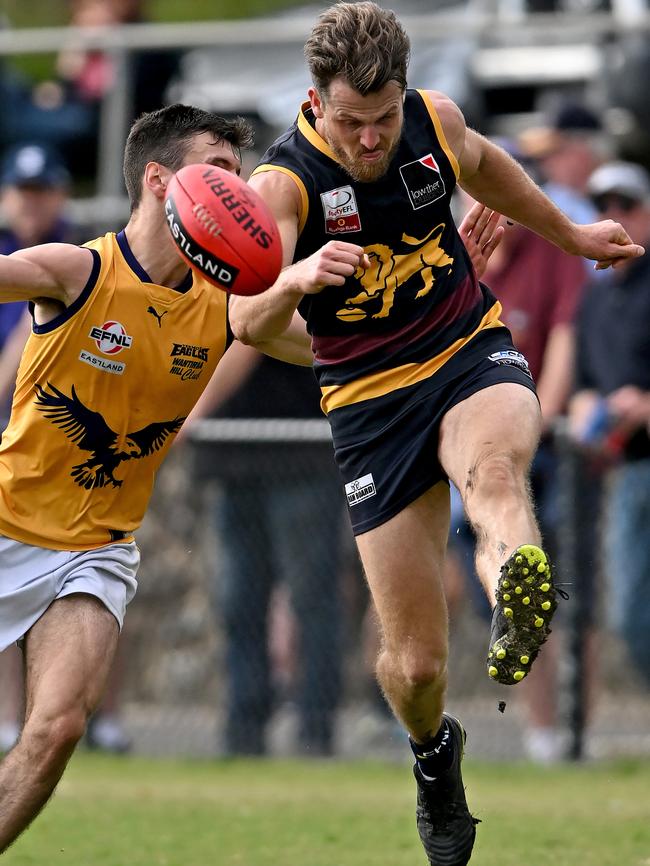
[{"x1": 591, "y1": 193, "x2": 640, "y2": 213}]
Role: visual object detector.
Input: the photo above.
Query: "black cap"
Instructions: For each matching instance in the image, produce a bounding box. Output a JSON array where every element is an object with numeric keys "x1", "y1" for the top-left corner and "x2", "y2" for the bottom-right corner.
[
  {"x1": 0, "y1": 144, "x2": 71, "y2": 189},
  {"x1": 518, "y1": 102, "x2": 603, "y2": 158},
  {"x1": 553, "y1": 103, "x2": 602, "y2": 133}
]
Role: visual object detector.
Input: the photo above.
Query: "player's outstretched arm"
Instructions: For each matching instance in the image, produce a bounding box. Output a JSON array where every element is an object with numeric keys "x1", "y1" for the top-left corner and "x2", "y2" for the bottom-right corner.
[
  {"x1": 460, "y1": 131, "x2": 644, "y2": 268},
  {"x1": 431, "y1": 91, "x2": 645, "y2": 269},
  {"x1": 0, "y1": 243, "x2": 95, "y2": 305}
]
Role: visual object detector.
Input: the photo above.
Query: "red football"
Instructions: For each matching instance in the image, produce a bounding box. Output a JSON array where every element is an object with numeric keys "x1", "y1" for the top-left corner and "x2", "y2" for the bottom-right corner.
[{"x1": 164, "y1": 163, "x2": 282, "y2": 295}]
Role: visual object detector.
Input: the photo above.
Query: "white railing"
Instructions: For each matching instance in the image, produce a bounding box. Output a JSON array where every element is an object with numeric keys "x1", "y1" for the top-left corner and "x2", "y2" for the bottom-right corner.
[{"x1": 2, "y1": 8, "x2": 648, "y2": 217}]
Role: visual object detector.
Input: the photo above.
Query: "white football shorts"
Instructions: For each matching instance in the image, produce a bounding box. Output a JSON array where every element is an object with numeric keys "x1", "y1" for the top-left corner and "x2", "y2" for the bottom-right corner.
[{"x1": 0, "y1": 534, "x2": 139, "y2": 651}]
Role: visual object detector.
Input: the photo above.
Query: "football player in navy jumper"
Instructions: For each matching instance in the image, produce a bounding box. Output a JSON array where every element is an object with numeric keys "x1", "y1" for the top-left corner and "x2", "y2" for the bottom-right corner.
[{"x1": 229, "y1": 4, "x2": 645, "y2": 863}]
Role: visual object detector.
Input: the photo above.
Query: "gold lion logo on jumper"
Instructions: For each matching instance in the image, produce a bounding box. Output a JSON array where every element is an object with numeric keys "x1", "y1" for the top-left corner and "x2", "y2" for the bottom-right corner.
[{"x1": 336, "y1": 223, "x2": 454, "y2": 322}]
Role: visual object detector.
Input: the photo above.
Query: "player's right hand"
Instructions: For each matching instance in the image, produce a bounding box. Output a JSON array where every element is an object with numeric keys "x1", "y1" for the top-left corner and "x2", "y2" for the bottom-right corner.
[{"x1": 288, "y1": 241, "x2": 368, "y2": 295}]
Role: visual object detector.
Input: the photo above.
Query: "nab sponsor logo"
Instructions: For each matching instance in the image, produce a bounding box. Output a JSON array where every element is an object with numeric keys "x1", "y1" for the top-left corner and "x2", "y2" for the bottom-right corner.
[
  {"x1": 88, "y1": 322, "x2": 133, "y2": 355},
  {"x1": 321, "y1": 185, "x2": 362, "y2": 235},
  {"x1": 399, "y1": 154, "x2": 446, "y2": 210},
  {"x1": 345, "y1": 473, "x2": 377, "y2": 506}
]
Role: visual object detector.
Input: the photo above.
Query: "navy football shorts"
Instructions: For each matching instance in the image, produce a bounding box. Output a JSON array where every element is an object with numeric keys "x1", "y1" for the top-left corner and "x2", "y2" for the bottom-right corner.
[{"x1": 328, "y1": 327, "x2": 537, "y2": 536}]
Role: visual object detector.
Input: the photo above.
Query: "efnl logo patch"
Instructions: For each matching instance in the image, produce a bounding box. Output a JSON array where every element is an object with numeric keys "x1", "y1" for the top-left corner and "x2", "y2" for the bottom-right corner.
[
  {"x1": 89, "y1": 322, "x2": 133, "y2": 355},
  {"x1": 400, "y1": 154, "x2": 446, "y2": 210},
  {"x1": 321, "y1": 186, "x2": 362, "y2": 235},
  {"x1": 345, "y1": 473, "x2": 376, "y2": 506}
]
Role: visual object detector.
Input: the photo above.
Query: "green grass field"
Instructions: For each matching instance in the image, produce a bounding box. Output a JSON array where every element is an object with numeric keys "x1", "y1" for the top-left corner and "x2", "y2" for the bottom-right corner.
[{"x1": 3, "y1": 754, "x2": 650, "y2": 866}]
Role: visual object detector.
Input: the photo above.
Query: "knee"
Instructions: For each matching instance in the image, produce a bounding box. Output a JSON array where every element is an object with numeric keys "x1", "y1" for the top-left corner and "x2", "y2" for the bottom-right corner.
[
  {"x1": 23, "y1": 708, "x2": 87, "y2": 769},
  {"x1": 386, "y1": 645, "x2": 448, "y2": 693},
  {"x1": 465, "y1": 450, "x2": 526, "y2": 501}
]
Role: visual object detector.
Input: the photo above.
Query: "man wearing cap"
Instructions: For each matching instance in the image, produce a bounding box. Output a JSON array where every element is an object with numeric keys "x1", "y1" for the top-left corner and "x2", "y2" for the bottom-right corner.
[
  {"x1": 0, "y1": 143, "x2": 80, "y2": 421},
  {"x1": 518, "y1": 102, "x2": 611, "y2": 228},
  {"x1": 570, "y1": 160, "x2": 650, "y2": 687}
]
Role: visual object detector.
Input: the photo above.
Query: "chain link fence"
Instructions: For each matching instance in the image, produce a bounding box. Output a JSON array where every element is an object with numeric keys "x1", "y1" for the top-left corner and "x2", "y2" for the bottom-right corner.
[{"x1": 109, "y1": 422, "x2": 650, "y2": 763}]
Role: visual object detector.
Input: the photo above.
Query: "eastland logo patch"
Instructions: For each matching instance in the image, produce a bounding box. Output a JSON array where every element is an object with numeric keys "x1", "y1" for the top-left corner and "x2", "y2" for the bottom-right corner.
[{"x1": 399, "y1": 154, "x2": 446, "y2": 210}]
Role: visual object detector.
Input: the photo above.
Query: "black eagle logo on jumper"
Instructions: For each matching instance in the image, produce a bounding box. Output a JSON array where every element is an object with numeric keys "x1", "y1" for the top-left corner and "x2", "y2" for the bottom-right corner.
[
  {"x1": 147, "y1": 306, "x2": 168, "y2": 328},
  {"x1": 34, "y1": 382, "x2": 185, "y2": 490}
]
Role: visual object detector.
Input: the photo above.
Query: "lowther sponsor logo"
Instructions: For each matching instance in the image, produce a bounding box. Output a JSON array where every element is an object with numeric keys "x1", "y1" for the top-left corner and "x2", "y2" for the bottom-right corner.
[{"x1": 400, "y1": 154, "x2": 446, "y2": 210}]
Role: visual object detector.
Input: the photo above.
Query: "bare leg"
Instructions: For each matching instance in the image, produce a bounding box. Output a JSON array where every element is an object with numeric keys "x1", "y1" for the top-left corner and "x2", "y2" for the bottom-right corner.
[
  {"x1": 0, "y1": 594, "x2": 119, "y2": 853},
  {"x1": 355, "y1": 482, "x2": 450, "y2": 744},
  {"x1": 0, "y1": 647, "x2": 24, "y2": 747},
  {"x1": 440, "y1": 382, "x2": 561, "y2": 685},
  {"x1": 439, "y1": 383, "x2": 542, "y2": 603}
]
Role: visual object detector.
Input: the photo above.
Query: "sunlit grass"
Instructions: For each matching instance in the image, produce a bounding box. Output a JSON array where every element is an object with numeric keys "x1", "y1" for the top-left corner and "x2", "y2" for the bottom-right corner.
[{"x1": 3, "y1": 754, "x2": 650, "y2": 866}]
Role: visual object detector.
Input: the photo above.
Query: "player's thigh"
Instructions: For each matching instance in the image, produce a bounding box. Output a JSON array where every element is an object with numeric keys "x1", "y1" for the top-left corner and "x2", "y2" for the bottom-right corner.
[
  {"x1": 355, "y1": 481, "x2": 450, "y2": 657},
  {"x1": 23, "y1": 593, "x2": 120, "y2": 723},
  {"x1": 438, "y1": 382, "x2": 541, "y2": 491}
]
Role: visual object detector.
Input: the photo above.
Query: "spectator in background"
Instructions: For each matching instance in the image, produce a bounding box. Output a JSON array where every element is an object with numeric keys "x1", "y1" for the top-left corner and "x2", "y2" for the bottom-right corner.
[
  {"x1": 185, "y1": 343, "x2": 345, "y2": 757},
  {"x1": 58, "y1": 0, "x2": 180, "y2": 119},
  {"x1": 52, "y1": 0, "x2": 181, "y2": 177},
  {"x1": 518, "y1": 102, "x2": 610, "y2": 229},
  {"x1": 0, "y1": 143, "x2": 79, "y2": 420},
  {"x1": 0, "y1": 27, "x2": 95, "y2": 163},
  {"x1": 0, "y1": 142, "x2": 130, "y2": 754},
  {"x1": 570, "y1": 161, "x2": 650, "y2": 688}
]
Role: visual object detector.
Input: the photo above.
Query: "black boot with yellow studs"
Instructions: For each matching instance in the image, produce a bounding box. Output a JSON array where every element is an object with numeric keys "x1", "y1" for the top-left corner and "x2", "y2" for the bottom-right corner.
[{"x1": 487, "y1": 545, "x2": 564, "y2": 685}]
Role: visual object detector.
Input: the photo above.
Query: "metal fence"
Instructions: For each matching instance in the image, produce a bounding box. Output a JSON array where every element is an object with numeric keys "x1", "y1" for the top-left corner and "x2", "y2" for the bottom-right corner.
[
  {"x1": 1, "y1": 10, "x2": 649, "y2": 763},
  {"x1": 100, "y1": 421, "x2": 650, "y2": 763}
]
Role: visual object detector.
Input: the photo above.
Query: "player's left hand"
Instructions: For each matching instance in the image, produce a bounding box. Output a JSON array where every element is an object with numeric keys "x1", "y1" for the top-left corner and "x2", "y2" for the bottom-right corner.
[
  {"x1": 571, "y1": 220, "x2": 645, "y2": 270},
  {"x1": 458, "y1": 201, "x2": 504, "y2": 279}
]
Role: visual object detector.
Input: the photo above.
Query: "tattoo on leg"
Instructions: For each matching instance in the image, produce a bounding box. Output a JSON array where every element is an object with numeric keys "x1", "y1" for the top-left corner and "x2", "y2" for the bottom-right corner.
[{"x1": 497, "y1": 541, "x2": 508, "y2": 557}]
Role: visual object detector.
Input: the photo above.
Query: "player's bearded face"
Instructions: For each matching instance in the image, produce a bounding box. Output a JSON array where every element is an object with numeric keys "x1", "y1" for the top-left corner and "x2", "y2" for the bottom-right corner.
[
  {"x1": 325, "y1": 122, "x2": 401, "y2": 182},
  {"x1": 317, "y1": 80, "x2": 405, "y2": 183}
]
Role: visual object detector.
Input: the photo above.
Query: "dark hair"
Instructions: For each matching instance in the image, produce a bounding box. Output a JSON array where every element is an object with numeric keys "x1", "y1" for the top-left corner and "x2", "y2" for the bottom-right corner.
[
  {"x1": 123, "y1": 104, "x2": 254, "y2": 210},
  {"x1": 304, "y1": 1, "x2": 410, "y2": 97}
]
